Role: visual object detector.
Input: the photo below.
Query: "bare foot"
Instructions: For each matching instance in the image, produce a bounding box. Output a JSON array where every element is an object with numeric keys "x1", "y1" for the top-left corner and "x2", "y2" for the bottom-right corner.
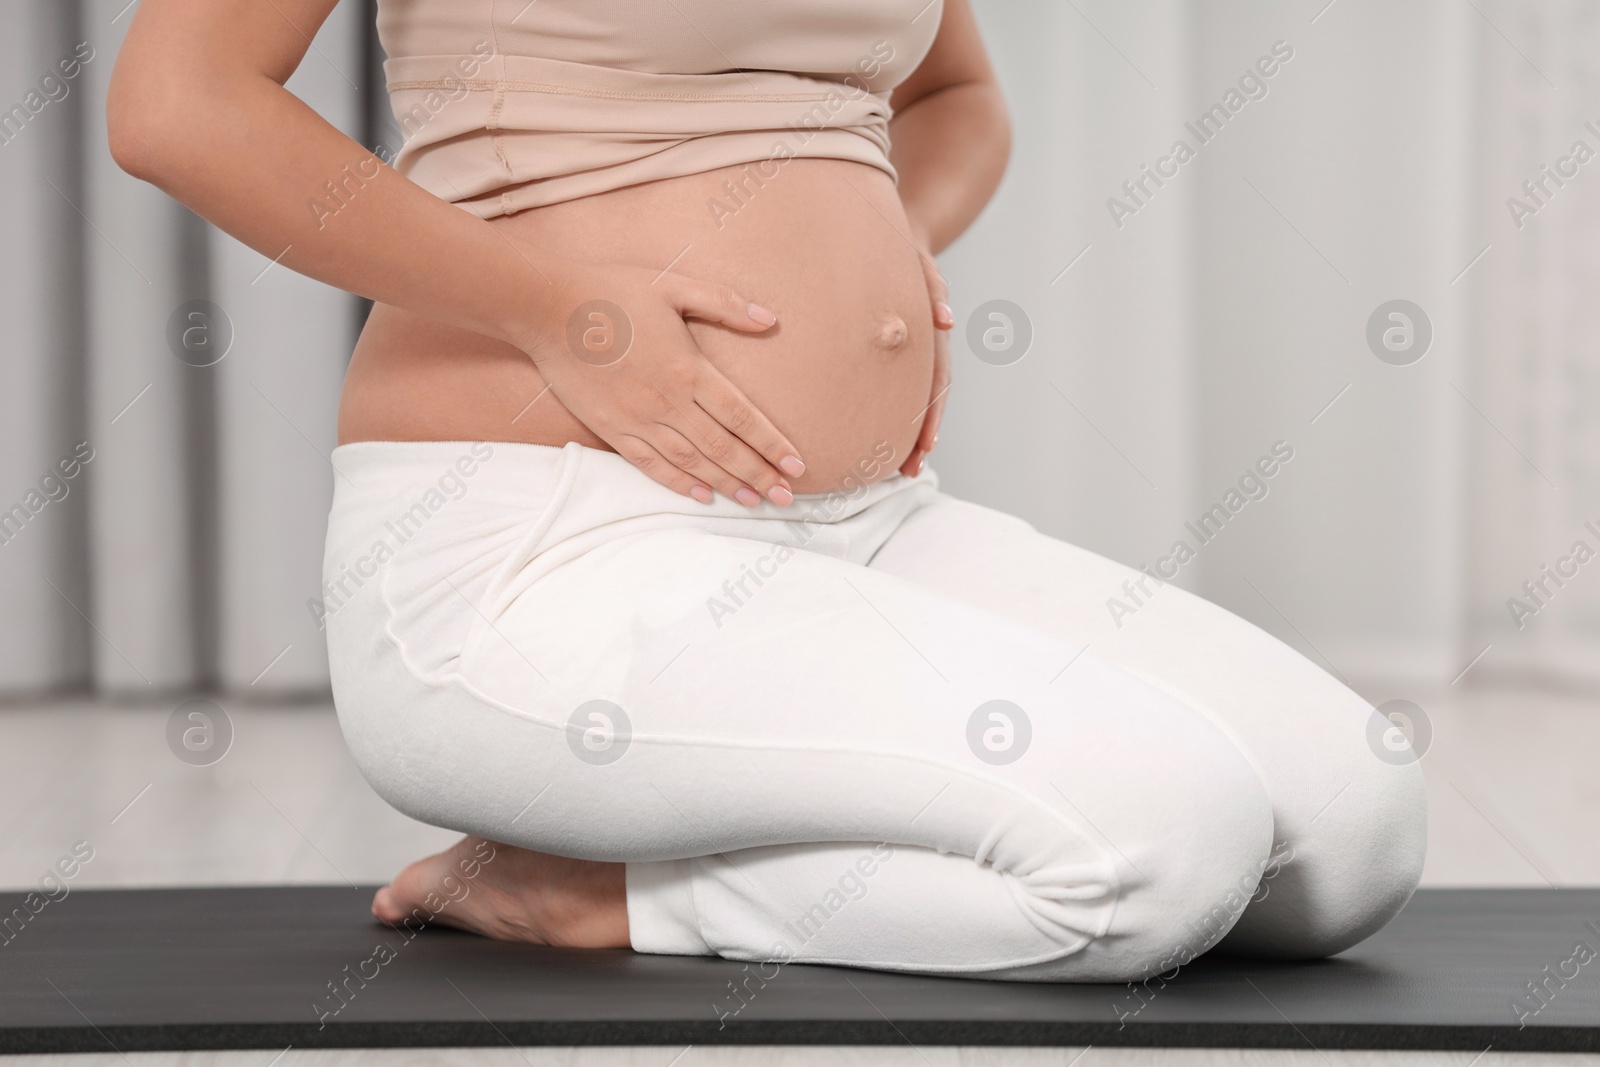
[{"x1": 371, "y1": 836, "x2": 629, "y2": 948}]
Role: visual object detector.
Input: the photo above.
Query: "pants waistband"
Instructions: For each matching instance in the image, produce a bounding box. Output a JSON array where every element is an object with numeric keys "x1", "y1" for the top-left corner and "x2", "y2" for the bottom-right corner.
[{"x1": 327, "y1": 438, "x2": 939, "y2": 565}]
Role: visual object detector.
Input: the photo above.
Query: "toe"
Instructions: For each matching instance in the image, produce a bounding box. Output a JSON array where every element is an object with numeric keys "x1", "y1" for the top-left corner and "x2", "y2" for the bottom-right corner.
[{"x1": 371, "y1": 884, "x2": 402, "y2": 923}]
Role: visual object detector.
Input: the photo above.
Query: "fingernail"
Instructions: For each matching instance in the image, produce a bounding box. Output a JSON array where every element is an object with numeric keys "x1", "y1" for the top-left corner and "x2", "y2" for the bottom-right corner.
[
  {"x1": 747, "y1": 303, "x2": 777, "y2": 327},
  {"x1": 766, "y1": 484, "x2": 793, "y2": 507},
  {"x1": 931, "y1": 434, "x2": 939, "y2": 449},
  {"x1": 778, "y1": 455, "x2": 805, "y2": 477},
  {"x1": 735, "y1": 486, "x2": 761, "y2": 507},
  {"x1": 909, "y1": 454, "x2": 924, "y2": 477},
  {"x1": 690, "y1": 484, "x2": 713, "y2": 504},
  {"x1": 934, "y1": 301, "x2": 954, "y2": 328}
]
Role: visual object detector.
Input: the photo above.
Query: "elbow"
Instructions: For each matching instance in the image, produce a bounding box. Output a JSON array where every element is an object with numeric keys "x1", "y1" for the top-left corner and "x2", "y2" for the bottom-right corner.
[
  {"x1": 106, "y1": 112, "x2": 161, "y2": 182},
  {"x1": 106, "y1": 87, "x2": 169, "y2": 183},
  {"x1": 992, "y1": 114, "x2": 1013, "y2": 178},
  {"x1": 105, "y1": 58, "x2": 188, "y2": 183},
  {"x1": 983, "y1": 82, "x2": 1013, "y2": 182}
]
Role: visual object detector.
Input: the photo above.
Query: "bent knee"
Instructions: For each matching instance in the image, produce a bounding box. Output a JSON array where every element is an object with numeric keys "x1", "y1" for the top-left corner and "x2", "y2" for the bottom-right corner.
[
  {"x1": 1041, "y1": 716, "x2": 1278, "y2": 981},
  {"x1": 1136, "y1": 772, "x2": 1279, "y2": 969},
  {"x1": 1222, "y1": 754, "x2": 1427, "y2": 959},
  {"x1": 1011, "y1": 771, "x2": 1277, "y2": 982}
]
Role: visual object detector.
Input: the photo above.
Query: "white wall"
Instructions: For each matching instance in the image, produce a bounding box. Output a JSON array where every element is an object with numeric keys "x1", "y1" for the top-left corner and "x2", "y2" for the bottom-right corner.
[
  {"x1": 942, "y1": 0, "x2": 1593, "y2": 689},
  {"x1": 939, "y1": 0, "x2": 1199, "y2": 580},
  {"x1": 2, "y1": 0, "x2": 1597, "y2": 695}
]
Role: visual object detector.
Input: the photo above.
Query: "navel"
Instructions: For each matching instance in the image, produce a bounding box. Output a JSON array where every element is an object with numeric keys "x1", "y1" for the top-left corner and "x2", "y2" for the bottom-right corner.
[{"x1": 873, "y1": 313, "x2": 909, "y2": 351}]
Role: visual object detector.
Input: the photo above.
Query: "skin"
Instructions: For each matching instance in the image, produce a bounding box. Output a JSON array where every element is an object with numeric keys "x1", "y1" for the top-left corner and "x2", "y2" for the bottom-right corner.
[
  {"x1": 110, "y1": 0, "x2": 1008, "y2": 946},
  {"x1": 343, "y1": 158, "x2": 939, "y2": 498}
]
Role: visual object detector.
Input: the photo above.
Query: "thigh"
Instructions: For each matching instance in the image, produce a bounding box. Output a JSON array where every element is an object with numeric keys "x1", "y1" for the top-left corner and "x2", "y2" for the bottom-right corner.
[
  {"x1": 439, "y1": 521, "x2": 1273, "y2": 973},
  {"x1": 867, "y1": 491, "x2": 1427, "y2": 957}
]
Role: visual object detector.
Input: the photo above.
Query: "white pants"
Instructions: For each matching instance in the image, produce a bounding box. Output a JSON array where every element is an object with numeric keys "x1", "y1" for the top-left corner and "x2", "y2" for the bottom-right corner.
[{"x1": 322, "y1": 439, "x2": 1426, "y2": 982}]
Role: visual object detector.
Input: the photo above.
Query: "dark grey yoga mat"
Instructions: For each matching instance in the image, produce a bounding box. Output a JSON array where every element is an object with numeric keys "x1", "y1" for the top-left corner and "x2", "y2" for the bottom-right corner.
[{"x1": 0, "y1": 887, "x2": 1597, "y2": 1053}]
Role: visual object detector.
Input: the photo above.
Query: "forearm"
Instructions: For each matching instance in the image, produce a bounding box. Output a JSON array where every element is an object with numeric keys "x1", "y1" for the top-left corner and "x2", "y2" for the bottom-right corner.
[
  {"x1": 889, "y1": 81, "x2": 1011, "y2": 255},
  {"x1": 108, "y1": 65, "x2": 564, "y2": 348}
]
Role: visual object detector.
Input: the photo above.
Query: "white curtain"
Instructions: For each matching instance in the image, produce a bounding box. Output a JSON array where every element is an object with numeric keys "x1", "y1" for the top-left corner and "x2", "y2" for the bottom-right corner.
[
  {"x1": 1464, "y1": 1, "x2": 1600, "y2": 686},
  {"x1": 0, "y1": 0, "x2": 367, "y2": 695},
  {"x1": 1, "y1": 0, "x2": 1596, "y2": 697},
  {"x1": 942, "y1": 0, "x2": 1599, "y2": 691}
]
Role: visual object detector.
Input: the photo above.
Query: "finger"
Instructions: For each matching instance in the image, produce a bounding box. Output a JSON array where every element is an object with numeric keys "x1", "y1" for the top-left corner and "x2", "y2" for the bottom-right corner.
[
  {"x1": 664, "y1": 275, "x2": 778, "y2": 334},
  {"x1": 901, "y1": 385, "x2": 948, "y2": 480},
  {"x1": 692, "y1": 371, "x2": 806, "y2": 481},
  {"x1": 914, "y1": 335, "x2": 952, "y2": 455},
  {"x1": 666, "y1": 397, "x2": 794, "y2": 507},
  {"x1": 649, "y1": 425, "x2": 764, "y2": 507},
  {"x1": 920, "y1": 395, "x2": 946, "y2": 457},
  {"x1": 926, "y1": 290, "x2": 952, "y2": 329},
  {"x1": 610, "y1": 434, "x2": 715, "y2": 504},
  {"x1": 902, "y1": 399, "x2": 938, "y2": 477},
  {"x1": 637, "y1": 378, "x2": 794, "y2": 505},
  {"x1": 918, "y1": 252, "x2": 949, "y2": 307},
  {"x1": 926, "y1": 369, "x2": 951, "y2": 450}
]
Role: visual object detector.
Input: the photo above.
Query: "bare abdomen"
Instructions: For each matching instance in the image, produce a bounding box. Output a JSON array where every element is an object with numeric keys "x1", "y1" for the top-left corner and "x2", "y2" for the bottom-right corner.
[{"x1": 338, "y1": 159, "x2": 936, "y2": 494}]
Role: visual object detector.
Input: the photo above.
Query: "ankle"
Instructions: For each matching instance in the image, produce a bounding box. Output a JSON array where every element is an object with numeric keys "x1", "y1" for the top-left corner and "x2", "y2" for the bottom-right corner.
[{"x1": 537, "y1": 859, "x2": 629, "y2": 947}]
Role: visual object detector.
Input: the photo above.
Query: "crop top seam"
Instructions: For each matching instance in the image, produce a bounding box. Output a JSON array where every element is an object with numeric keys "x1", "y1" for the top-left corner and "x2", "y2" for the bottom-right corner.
[
  {"x1": 386, "y1": 77, "x2": 843, "y2": 105},
  {"x1": 486, "y1": 1, "x2": 512, "y2": 182}
]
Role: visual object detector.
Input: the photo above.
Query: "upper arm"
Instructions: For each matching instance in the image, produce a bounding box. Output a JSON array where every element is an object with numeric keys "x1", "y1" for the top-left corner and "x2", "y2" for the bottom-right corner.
[
  {"x1": 116, "y1": 0, "x2": 342, "y2": 83},
  {"x1": 108, "y1": 0, "x2": 342, "y2": 171},
  {"x1": 890, "y1": 0, "x2": 1002, "y2": 113}
]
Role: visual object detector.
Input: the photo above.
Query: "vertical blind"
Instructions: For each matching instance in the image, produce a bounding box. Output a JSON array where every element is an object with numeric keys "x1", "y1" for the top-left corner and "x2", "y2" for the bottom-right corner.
[{"x1": 0, "y1": 0, "x2": 373, "y2": 694}]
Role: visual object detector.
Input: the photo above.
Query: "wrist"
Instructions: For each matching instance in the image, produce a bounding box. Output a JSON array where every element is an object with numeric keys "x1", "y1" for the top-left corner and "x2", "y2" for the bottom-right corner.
[
  {"x1": 903, "y1": 212, "x2": 934, "y2": 257},
  {"x1": 487, "y1": 244, "x2": 581, "y2": 356}
]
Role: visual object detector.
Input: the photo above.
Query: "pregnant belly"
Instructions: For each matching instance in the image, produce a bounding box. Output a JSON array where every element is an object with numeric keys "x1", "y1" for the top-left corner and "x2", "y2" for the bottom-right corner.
[{"x1": 338, "y1": 159, "x2": 937, "y2": 494}]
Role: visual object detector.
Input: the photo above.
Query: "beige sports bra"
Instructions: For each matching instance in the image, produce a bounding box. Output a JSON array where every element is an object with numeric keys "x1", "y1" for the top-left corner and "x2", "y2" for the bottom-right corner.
[{"x1": 375, "y1": 0, "x2": 944, "y2": 218}]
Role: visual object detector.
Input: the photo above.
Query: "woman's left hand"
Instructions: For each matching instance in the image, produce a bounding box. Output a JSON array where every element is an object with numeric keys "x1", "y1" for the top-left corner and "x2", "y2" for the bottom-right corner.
[{"x1": 902, "y1": 247, "x2": 953, "y2": 478}]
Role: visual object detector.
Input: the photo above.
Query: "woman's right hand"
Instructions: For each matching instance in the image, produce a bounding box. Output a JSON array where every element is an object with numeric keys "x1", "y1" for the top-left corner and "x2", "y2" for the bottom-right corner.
[{"x1": 516, "y1": 260, "x2": 806, "y2": 507}]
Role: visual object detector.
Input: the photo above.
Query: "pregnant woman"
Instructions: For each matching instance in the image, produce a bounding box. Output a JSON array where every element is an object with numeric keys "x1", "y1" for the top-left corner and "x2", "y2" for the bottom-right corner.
[{"x1": 110, "y1": 0, "x2": 1426, "y2": 980}]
